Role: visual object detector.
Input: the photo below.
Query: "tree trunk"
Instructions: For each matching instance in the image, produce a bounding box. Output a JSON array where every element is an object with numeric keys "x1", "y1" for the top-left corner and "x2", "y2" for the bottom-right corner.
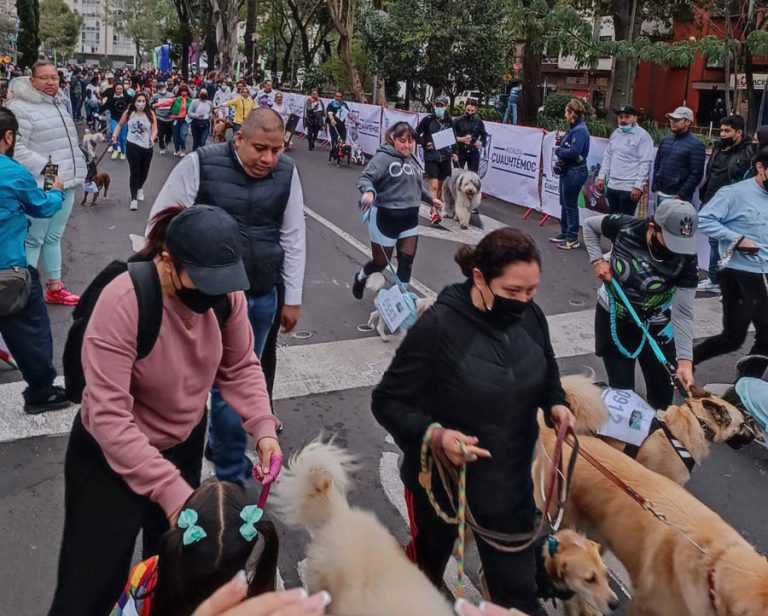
[
  {"x1": 326, "y1": 0, "x2": 367, "y2": 102},
  {"x1": 212, "y1": 0, "x2": 243, "y2": 76},
  {"x1": 17, "y1": 0, "x2": 41, "y2": 70},
  {"x1": 244, "y1": 0, "x2": 258, "y2": 71},
  {"x1": 376, "y1": 79, "x2": 387, "y2": 106},
  {"x1": 724, "y1": 1, "x2": 732, "y2": 115},
  {"x1": 520, "y1": 40, "x2": 541, "y2": 127},
  {"x1": 606, "y1": 0, "x2": 640, "y2": 126},
  {"x1": 205, "y1": 5, "x2": 218, "y2": 73}
]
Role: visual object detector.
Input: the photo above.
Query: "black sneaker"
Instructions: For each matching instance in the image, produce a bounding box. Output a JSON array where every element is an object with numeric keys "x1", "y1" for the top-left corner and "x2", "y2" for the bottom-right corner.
[
  {"x1": 548, "y1": 234, "x2": 566, "y2": 243},
  {"x1": 352, "y1": 273, "x2": 366, "y2": 300},
  {"x1": 24, "y1": 386, "x2": 72, "y2": 415}
]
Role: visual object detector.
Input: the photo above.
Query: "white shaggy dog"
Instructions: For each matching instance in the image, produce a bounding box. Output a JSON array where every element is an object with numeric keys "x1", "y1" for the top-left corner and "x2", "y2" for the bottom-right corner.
[
  {"x1": 442, "y1": 167, "x2": 482, "y2": 229},
  {"x1": 365, "y1": 272, "x2": 435, "y2": 342},
  {"x1": 350, "y1": 142, "x2": 365, "y2": 165},
  {"x1": 272, "y1": 439, "x2": 454, "y2": 616},
  {"x1": 81, "y1": 129, "x2": 105, "y2": 160}
]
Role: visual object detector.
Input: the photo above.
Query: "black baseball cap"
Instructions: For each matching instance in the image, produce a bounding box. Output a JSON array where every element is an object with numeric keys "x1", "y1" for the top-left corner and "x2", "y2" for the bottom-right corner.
[
  {"x1": 165, "y1": 206, "x2": 250, "y2": 295},
  {"x1": 614, "y1": 104, "x2": 637, "y2": 115}
]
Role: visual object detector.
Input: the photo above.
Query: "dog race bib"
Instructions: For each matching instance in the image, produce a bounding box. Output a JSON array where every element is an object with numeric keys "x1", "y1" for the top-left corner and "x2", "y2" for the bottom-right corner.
[
  {"x1": 597, "y1": 388, "x2": 655, "y2": 446},
  {"x1": 432, "y1": 128, "x2": 456, "y2": 150},
  {"x1": 374, "y1": 285, "x2": 411, "y2": 334}
]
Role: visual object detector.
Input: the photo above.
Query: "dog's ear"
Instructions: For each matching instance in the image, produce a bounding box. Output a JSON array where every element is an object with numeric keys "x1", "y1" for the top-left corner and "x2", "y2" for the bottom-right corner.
[
  {"x1": 689, "y1": 385, "x2": 711, "y2": 399},
  {"x1": 589, "y1": 539, "x2": 605, "y2": 555},
  {"x1": 544, "y1": 554, "x2": 564, "y2": 582},
  {"x1": 702, "y1": 399, "x2": 733, "y2": 426}
]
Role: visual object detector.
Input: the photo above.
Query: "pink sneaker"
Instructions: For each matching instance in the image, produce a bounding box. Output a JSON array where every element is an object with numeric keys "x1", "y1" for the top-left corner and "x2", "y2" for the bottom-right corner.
[{"x1": 45, "y1": 286, "x2": 80, "y2": 306}]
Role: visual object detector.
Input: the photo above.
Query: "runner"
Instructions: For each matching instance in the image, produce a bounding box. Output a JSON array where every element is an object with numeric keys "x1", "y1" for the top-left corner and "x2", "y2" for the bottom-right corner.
[
  {"x1": 154, "y1": 83, "x2": 192, "y2": 157},
  {"x1": 416, "y1": 95, "x2": 456, "y2": 223},
  {"x1": 583, "y1": 201, "x2": 698, "y2": 409},
  {"x1": 224, "y1": 85, "x2": 255, "y2": 133},
  {"x1": 351, "y1": 122, "x2": 442, "y2": 299},
  {"x1": 111, "y1": 92, "x2": 157, "y2": 211}
]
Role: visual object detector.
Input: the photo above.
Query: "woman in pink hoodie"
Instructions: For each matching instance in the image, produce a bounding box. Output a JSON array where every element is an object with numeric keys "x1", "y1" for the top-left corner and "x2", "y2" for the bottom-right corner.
[{"x1": 48, "y1": 205, "x2": 281, "y2": 616}]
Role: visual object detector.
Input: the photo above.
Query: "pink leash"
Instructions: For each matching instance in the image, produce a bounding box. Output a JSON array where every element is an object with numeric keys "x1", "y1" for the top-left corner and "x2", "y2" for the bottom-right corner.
[{"x1": 254, "y1": 454, "x2": 283, "y2": 509}]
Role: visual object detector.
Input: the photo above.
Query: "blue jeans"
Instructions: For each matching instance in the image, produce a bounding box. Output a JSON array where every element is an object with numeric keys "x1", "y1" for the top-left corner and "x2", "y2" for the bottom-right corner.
[
  {"x1": 503, "y1": 101, "x2": 518, "y2": 124},
  {"x1": 708, "y1": 237, "x2": 721, "y2": 285},
  {"x1": 0, "y1": 268, "x2": 57, "y2": 404},
  {"x1": 208, "y1": 288, "x2": 278, "y2": 482},
  {"x1": 173, "y1": 119, "x2": 189, "y2": 153},
  {"x1": 109, "y1": 118, "x2": 127, "y2": 153},
  {"x1": 559, "y1": 165, "x2": 588, "y2": 242}
]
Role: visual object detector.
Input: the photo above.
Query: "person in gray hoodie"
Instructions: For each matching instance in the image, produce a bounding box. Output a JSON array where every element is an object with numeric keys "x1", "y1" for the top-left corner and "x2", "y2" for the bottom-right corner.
[{"x1": 352, "y1": 122, "x2": 442, "y2": 299}]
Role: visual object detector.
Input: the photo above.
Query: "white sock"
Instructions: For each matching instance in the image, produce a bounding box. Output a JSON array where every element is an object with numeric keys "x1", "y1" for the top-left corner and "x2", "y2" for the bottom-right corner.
[{"x1": 356, "y1": 269, "x2": 367, "y2": 282}]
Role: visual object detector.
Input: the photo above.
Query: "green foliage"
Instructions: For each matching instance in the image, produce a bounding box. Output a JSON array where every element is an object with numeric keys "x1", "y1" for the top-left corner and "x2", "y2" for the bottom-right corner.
[
  {"x1": 539, "y1": 91, "x2": 593, "y2": 120},
  {"x1": 302, "y1": 40, "x2": 371, "y2": 95},
  {"x1": 17, "y1": 0, "x2": 41, "y2": 70},
  {"x1": 110, "y1": 0, "x2": 178, "y2": 59},
  {"x1": 40, "y1": 0, "x2": 82, "y2": 57}
]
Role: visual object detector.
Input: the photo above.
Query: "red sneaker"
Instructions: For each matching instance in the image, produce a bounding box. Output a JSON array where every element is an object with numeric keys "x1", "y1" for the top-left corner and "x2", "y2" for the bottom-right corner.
[
  {"x1": 430, "y1": 207, "x2": 442, "y2": 226},
  {"x1": 45, "y1": 286, "x2": 80, "y2": 306}
]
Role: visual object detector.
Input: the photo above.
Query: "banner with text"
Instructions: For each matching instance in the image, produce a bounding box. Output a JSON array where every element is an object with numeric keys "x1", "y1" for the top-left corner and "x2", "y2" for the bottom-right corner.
[
  {"x1": 346, "y1": 102, "x2": 383, "y2": 156},
  {"x1": 480, "y1": 123, "x2": 544, "y2": 211}
]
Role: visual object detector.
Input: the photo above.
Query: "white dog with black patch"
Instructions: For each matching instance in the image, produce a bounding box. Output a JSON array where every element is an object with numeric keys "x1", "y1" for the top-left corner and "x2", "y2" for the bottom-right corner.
[{"x1": 441, "y1": 167, "x2": 481, "y2": 229}]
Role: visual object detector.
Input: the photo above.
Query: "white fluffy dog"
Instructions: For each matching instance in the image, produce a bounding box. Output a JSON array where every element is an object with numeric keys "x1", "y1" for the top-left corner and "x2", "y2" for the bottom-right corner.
[
  {"x1": 350, "y1": 142, "x2": 365, "y2": 165},
  {"x1": 81, "y1": 129, "x2": 105, "y2": 160},
  {"x1": 365, "y1": 272, "x2": 435, "y2": 342},
  {"x1": 442, "y1": 167, "x2": 482, "y2": 229},
  {"x1": 272, "y1": 439, "x2": 454, "y2": 616}
]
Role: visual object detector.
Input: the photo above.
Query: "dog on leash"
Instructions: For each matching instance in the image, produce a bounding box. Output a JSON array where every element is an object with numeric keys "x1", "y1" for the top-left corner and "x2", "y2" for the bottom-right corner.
[
  {"x1": 350, "y1": 143, "x2": 365, "y2": 165},
  {"x1": 329, "y1": 139, "x2": 352, "y2": 166},
  {"x1": 80, "y1": 172, "x2": 111, "y2": 207},
  {"x1": 272, "y1": 439, "x2": 454, "y2": 616},
  {"x1": 563, "y1": 374, "x2": 756, "y2": 485},
  {"x1": 535, "y1": 377, "x2": 768, "y2": 616},
  {"x1": 81, "y1": 129, "x2": 105, "y2": 159},
  {"x1": 364, "y1": 272, "x2": 435, "y2": 342},
  {"x1": 212, "y1": 117, "x2": 230, "y2": 143},
  {"x1": 442, "y1": 167, "x2": 481, "y2": 229}
]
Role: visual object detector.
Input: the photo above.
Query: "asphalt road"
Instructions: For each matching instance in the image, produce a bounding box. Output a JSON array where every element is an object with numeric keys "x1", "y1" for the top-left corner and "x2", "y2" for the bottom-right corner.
[{"x1": 1, "y1": 131, "x2": 767, "y2": 616}]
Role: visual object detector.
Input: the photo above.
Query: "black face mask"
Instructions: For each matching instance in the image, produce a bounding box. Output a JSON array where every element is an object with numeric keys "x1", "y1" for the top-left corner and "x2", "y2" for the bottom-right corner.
[
  {"x1": 200, "y1": 93, "x2": 208, "y2": 100},
  {"x1": 648, "y1": 232, "x2": 676, "y2": 262},
  {"x1": 479, "y1": 280, "x2": 530, "y2": 327},
  {"x1": 721, "y1": 136, "x2": 734, "y2": 148},
  {"x1": 174, "y1": 276, "x2": 225, "y2": 314}
]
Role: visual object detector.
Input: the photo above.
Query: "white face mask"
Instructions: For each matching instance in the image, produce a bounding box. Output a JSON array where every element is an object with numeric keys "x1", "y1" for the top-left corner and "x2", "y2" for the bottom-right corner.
[{"x1": 135, "y1": 102, "x2": 146, "y2": 111}]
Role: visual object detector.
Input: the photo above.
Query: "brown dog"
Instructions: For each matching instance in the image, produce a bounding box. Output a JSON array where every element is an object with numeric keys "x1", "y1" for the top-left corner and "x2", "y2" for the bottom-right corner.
[
  {"x1": 80, "y1": 172, "x2": 111, "y2": 207},
  {"x1": 535, "y1": 380, "x2": 768, "y2": 616},
  {"x1": 563, "y1": 375, "x2": 756, "y2": 485},
  {"x1": 212, "y1": 118, "x2": 230, "y2": 143}
]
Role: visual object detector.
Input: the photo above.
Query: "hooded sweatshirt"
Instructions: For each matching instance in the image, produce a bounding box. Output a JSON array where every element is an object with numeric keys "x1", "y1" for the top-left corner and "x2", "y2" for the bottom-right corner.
[
  {"x1": 357, "y1": 143, "x2": 433, "y2": 210},
  {"x1": 372, "y1": 281, "x2": 565, "y2": 529}
]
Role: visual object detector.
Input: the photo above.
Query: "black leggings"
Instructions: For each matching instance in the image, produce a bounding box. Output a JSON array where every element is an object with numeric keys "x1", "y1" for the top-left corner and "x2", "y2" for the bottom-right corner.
[
  {"x1": 126, "y1": 141, "x2": 153, "y2": 200},
  {"x1": 157, "y1": 120, "x2": 173, "y2": 149},
  {"x1": 48, "y1": 413, "x2": 206, "y2": 616},
  {"x1": 595, "y1": 304, "x2": 677, "y2": 410}
]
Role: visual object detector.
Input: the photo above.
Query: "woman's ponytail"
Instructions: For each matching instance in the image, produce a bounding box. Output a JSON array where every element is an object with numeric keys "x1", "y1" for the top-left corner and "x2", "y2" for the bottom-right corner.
[{"x1": 136, "y1": 205, "x2": 186, "y2": 260}]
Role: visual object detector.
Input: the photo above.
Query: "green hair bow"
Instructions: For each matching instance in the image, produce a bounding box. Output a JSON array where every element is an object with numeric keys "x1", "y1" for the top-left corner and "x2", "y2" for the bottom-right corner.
[
  {"x1": 178, "y1": 508, "x2": 207, "y2": 546},
  {"x1": 239, "y1": 504, "x2": 264, "y2": 542}
]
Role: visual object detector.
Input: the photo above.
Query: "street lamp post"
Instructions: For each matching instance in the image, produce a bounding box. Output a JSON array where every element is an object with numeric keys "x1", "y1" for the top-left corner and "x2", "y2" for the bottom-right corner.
[{"x1": 251, "y1": 32, "x2": 257, "y2": 73}]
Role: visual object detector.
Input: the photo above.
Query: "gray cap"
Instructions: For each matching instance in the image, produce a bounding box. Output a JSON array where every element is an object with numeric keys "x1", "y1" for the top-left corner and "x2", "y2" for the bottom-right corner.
[
  {"x1": 665, "y1": 106, "x2": 694, "y2": 122},
  {"x1": 434, "y1": 95, "x2": 449, "y2": 106},
  {"x1": 653, "y1": 199, "x2": 698, "y2": 255}
]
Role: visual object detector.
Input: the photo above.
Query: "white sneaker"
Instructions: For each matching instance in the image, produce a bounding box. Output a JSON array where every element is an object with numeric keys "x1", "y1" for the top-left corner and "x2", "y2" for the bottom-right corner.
[
  {"x1": 130, "y1": 200, "x2": 138, "y2": 211},
  {"x1": 697, "y1": 279, "x2": 720, "y2": 293},
  {"x1": 137, "y1": 189, "x2": 145, "y2": 201},
  {"x1": 159, "y1": 149, "x2": 167, "y2": 155},
  {"x1": 107, "y1": 145, "x2": 113, "y2": 153}
]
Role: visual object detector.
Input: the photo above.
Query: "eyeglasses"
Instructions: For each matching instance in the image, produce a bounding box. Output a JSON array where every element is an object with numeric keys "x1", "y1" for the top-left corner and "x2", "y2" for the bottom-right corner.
[{"x1": 33, "y1": 75, "x2": 58, "y2": 82}]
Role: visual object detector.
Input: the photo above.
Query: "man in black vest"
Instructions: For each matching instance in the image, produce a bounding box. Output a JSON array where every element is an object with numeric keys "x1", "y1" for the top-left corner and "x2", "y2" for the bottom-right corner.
[{"x1": 148, "y1": 107, "x2": 307, "y2": 482}]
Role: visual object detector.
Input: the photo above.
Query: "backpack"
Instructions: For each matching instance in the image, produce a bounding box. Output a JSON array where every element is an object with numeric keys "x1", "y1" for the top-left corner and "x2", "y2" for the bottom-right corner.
[{"x1": 63, "y1": 259, "x2": 230, "y2": 403}]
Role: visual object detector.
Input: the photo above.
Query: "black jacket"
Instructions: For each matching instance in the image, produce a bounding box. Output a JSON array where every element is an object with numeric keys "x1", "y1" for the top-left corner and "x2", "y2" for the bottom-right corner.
[
  {"x1": 651, "y1": 130, "x2": 706, "y2": 201},
  {"x1": 372, "y1": 282, "x2": 565, "y2": 531},
  {"x1": 700, "y1": 138, "x2": 755, "y2": 204},
  {"x1": 453, "y1": 113, "x2": 488, "y2": 156},
  {"x1": 416, "y1": 113, "x2": 455, "y2": 162}
]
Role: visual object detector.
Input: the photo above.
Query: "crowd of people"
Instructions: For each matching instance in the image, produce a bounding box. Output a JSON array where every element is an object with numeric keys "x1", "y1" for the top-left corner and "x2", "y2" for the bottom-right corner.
[{"x1": 4, "y1": 55, "x2": 768, "y2": 616}]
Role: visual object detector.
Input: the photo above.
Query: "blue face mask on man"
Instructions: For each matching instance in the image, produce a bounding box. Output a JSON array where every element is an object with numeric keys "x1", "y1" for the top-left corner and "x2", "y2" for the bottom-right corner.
[
  {"x1": 435, "y1": 107, "x2": 445, "y2": 119},
  {"x1": 618, "y1": 124, "x2": 634, "y2": 133}
]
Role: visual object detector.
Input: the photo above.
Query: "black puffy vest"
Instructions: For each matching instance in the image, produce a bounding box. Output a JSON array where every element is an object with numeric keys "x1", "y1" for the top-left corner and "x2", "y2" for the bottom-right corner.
[{"x1": 195, "y1": 141, "x2": 293, "y2": 295}]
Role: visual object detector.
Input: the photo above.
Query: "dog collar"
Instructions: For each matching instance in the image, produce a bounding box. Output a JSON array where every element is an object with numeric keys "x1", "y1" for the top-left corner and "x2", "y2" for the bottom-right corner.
[
  {"x1": 547, "y1": 535, "x2": 560, "y2": 558},
  {"x1": 708, "y1": 568, "x2": 717, "y2": 610}
]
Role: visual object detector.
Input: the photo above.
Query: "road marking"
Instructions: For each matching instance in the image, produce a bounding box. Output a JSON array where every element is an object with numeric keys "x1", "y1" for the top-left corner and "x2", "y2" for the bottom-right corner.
[{"x1": 0, "y1": 297, "x2": 725, "y2": 444}]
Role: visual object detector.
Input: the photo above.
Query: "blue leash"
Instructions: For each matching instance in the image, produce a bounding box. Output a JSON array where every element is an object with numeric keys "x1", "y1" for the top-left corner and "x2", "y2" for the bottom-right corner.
[{"x1": 607, "y1": 278, "x2": 689, "y2": 399}]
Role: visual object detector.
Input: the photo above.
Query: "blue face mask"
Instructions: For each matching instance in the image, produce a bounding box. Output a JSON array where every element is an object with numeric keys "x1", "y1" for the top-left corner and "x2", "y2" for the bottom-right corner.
[
  {"x1": 618, "y1": 124, "x2": 634, "y2": 133},
  {"x1": 435, "y1": 107, "x2": 445, "y2": 119}
]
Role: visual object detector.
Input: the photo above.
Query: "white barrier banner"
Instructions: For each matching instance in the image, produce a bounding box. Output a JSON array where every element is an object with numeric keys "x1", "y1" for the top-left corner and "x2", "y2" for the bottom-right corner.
[
  {"x1": 347, "y1": 102, "x2": 383, "y2": 156},
  {"x1": 480, "y1": 123, "x2": 543, "y2": 210},
  {"x1": 283, "y1": 92, "x2": 308, "y2": 134},
  {"x1": 382, "y1": 108, "x2": 420, "y2": 135}
]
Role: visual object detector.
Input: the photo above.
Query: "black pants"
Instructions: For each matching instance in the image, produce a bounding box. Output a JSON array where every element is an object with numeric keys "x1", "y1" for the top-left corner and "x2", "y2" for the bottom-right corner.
[
  {"x1": 694, "y1": 268, "x2": 768, "y2": 365},
  {"x1": 595, "y1": 305, "x2": 676, "y2": 410},
  {"x1": 157, "y1": 119, "x2": 173, "y2": 150},
  {"x1": 606, "y1": 188, "x2": 637, "y2": 216},
  {"x1": 307, "y1": 122, "x2": 321, "y2": 150},
  {"x1": 125, "y1": 141, "x2": 153, "y2": 200},
  {"x1": 457, "y1": 150, "x2": 480, "y2": 173},
  {"x1": 48, "y1": 413, "x2": 206, "y2": 616},
  {"x1": 404, "y1": 487, "x2": 540, "y2": 614},
  {"x1": 261, "y1": 283, "x2": 285, "y2": 406}
]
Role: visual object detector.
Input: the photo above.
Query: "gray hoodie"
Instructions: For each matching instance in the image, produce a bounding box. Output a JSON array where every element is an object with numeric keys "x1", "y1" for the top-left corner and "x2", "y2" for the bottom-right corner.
[{"x1": 357, "y1": 144, "x2": 433, "y2": 210}]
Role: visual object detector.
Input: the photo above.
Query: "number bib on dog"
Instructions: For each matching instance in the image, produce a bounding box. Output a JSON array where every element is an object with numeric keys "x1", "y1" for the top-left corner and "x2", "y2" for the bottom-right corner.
[
  {"x1": 375, "y1": 285, "x2": 415, "y2": 334},
  {"x1": 598, "y1": 388, "x2": 655, "y2": 446}
]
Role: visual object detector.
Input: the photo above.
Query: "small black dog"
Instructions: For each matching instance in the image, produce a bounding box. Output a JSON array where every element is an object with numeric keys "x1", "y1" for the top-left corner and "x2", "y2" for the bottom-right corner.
[{"x1": 329, "y1": 139, "x2": 352, "y2": 167}]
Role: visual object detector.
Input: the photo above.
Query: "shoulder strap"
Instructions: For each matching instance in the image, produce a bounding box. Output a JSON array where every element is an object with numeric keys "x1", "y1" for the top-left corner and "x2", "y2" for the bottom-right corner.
[
  {"x1": 212, "y1": 295, "x2": 232, "y2": 331},
  {"x1": 127, "y1": 261, "x2": 163, "y2": 360}
]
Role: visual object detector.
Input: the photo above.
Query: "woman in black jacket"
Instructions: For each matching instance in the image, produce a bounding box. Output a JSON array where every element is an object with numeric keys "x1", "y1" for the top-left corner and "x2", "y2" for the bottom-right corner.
[{"x1": 372, "y1": 227, "x2": 574, "y2": 616}]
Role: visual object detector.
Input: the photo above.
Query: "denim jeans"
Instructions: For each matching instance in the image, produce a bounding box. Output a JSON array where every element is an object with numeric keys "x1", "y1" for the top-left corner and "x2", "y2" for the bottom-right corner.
[
  {"x1": 0, "y1": 268, "x2": 57, "y2": 405},
  {"x1": 708, "y1": 237, "x2": 721, "y2": 285},
  {"x1": 503, "y1": 101, "x2": 518, "y2": 125},
  {"x1": 109, "y1": 118, "x2": 128, "y2": 153},
  {"x1": 173, "y1": 119, "x2": 189, "y2": 153},
  {"x1": 208, "y1": 288, "x2": 278, "y2": 482},
  {"x1": 606, "y1": 188, "x2": 637, "y2": 216},
  {"x1": 559, "y1": 164, "x2": 588, "y2": 242}
]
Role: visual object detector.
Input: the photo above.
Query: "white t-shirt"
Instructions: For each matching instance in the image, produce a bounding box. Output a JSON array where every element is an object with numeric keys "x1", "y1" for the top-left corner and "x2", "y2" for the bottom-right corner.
[{"x1": 127, "y1": 112, "x2": 153, "y2": 149}]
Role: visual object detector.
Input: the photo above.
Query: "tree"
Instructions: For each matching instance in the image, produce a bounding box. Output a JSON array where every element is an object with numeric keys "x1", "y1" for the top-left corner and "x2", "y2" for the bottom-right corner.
[
  {"x1": 212, "y1": 0, "x2": 245, "y2": 75},
  {"x1": 17, "y1": 0, "x2": 41, "y2": 70},
  {"x1": 110, "y1": 0, "x2": 176, "y2": 65},
  {"x1": 39, "y1": 0, "x2": 82, "y2": 58},
  {"x1": 244, "y1": 0, "x2": 258, "y2": 70},
  {"x1": 326, "y1": 0, "x2": 366, "y2": 101}
]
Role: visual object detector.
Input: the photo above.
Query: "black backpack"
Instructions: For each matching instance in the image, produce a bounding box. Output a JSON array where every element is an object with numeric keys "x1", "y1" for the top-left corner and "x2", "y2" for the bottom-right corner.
[{"x1": 63, "y1": 259, "x2": 230, "y2": 403}]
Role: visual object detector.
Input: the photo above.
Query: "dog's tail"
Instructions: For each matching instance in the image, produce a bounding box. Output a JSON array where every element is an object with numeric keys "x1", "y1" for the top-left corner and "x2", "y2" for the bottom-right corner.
[
  {"x1": 365, "y1": 272, "x2": 387, "y2": 294},
  {"x1": 272, "y1": 438, "x2": 357, "y2": 532},
  {"x1": 561, "y1": 370, "x2": 609, "y2": 433},
  {"x1": 102, "y1": 174, "x2": 110, "y2": 197}
]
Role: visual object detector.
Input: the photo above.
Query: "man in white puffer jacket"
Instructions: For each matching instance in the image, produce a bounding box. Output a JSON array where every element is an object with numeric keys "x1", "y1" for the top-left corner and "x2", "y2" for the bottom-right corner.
[{"x1": 7, "y1": 60, "x2": 86, "y2": 306}]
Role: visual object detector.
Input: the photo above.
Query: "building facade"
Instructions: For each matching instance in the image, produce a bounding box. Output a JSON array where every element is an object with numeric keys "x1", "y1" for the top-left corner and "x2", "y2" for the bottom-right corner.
[{"x1": 64, "y1": 0, "x2": 134, "y2": 64}]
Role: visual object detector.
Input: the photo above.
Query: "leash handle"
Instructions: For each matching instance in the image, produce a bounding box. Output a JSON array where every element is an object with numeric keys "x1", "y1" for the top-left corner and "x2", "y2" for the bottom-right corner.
[{"x1": 254, "y1": 453, "x2": 283, "y2": 509}]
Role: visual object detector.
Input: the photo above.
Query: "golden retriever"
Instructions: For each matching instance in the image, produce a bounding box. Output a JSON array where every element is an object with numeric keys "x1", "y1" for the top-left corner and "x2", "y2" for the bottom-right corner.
[
  {"x1": 272, "y1": 439, "x2": 454, "y2": 616},
  {"x1": 536, "y1": 378, "x2": 768, "y2": 616},
  {"x1": 563, "y1": 375, "x2": 756, "y2": 485}
]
